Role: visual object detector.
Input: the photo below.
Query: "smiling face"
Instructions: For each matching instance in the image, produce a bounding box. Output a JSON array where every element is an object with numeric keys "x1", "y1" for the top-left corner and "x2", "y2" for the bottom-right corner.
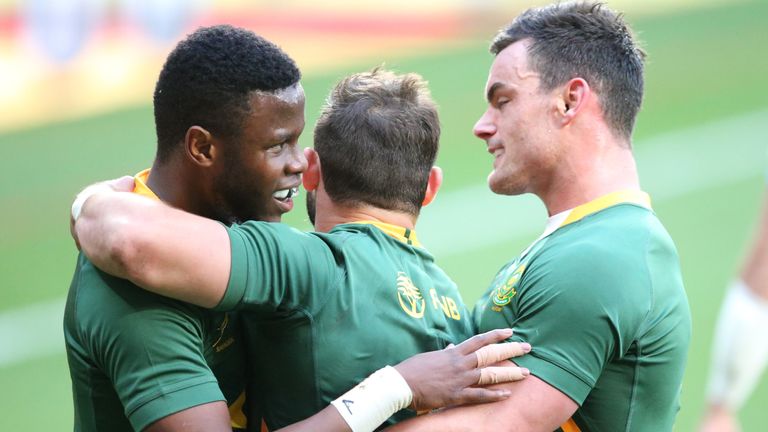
[
  {"x1": 473, "y1": 40, "x2": 562, "y2": 197},
  {"x1": 212, "y1": 84, "x2": 307, "y2": 223}
]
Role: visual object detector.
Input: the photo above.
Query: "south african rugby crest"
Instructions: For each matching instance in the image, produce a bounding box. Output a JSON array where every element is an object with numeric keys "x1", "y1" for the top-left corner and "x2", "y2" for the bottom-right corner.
[{"x1": 491, "y1": 262, "x2": 526, "y2": 309}]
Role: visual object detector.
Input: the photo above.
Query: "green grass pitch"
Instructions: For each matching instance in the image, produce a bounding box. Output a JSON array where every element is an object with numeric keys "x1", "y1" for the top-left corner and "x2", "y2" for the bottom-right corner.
[{"x1": 1, "y1": 1, "x2": 767, "y2": 429}]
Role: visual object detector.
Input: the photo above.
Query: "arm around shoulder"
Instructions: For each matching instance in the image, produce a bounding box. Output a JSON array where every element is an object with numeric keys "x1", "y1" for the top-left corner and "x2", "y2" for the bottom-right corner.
[{"x1": 76, "y1": 192, "x2": 231, "y2": 308}]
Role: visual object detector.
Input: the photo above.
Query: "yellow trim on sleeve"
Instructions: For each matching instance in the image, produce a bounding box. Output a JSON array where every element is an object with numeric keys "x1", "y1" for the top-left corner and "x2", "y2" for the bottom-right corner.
[
  {"x1": 560, "y1": 190, "x2": 651, "y2": 228},
  {"x1": 132, "y1": 169, "x2": 159, "y2": 200},
  {"x1": 561, "y1": 418, "x2": 582, "y2": 432},
  {"x1": 353, "y1": 220, "x2": 422, "y2": 247},
  {"x1": 229, "y1": 391, "x2": 248, "y2": 429}
]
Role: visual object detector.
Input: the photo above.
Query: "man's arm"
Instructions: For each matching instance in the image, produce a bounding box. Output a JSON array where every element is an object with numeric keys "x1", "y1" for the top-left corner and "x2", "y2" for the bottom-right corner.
[
  {"x1": 70, "y1": 175, "x2": 135, "y2": 250},
  {"x1": 145, "y1": 330, "x2": 531, "y2": 432},
  {"x1": 144, "y1": 402, "x2": 231, "y2": 432},
  {"x1": 76, "y1": 191, "x2": 230, "y2": 308},
  {"x1": 277, "y1": 329, "x2": 531, "y2": 432},
  {"x1": 386, "y1": 361, "x2": 577, "y2": 432}
]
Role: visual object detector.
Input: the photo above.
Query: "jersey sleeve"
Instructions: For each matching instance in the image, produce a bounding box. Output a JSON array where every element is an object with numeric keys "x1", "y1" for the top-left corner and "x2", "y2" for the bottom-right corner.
[
  {"x1": 504, "y1": 245, "x2": 650, "y2": 405},
  {"x1": 216, "y1": 222, "x2": 339, "y2": 313},
  {"x1": 76, "y1": 262, "x2": 226, "y2": 430}
]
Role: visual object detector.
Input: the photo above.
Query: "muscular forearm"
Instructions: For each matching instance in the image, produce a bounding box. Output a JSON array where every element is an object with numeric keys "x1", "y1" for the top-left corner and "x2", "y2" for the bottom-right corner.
[{"x1": 280, "y1": 332, "x2": 531, "y2": 432}]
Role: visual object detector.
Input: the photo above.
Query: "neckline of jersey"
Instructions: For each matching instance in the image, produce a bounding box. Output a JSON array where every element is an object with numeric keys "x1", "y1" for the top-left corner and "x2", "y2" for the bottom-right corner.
[
  {"x1": 133, "y1": 168, "x2": 160, "y2": 201},
  {"x1": 520, "y1": 189, "x2": 652, "y2": 259},
  {"x1": 348, "y1": 220, "x2": 422, "y2": 247}
]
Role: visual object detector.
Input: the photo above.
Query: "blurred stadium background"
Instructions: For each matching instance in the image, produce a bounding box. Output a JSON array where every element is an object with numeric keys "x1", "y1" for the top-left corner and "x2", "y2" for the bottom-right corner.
[{"x1": 1, "y1": 0, "x2": 766, "y2": 430}]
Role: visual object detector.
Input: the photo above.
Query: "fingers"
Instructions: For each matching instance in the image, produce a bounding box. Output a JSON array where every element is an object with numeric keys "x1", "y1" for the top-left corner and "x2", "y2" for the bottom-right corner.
[
  {"x1": 456, "y1": 328, "x2": 514, "y2": 355},
  {"x1": 476, "y1": 341, "x2": 531, "y2": 367},
  {"x1": 453, "y1": 387, "x2": 512, "y2": 406},
  {"x1": 477, "y1": 366, "x2": 530, "y2": 385}
]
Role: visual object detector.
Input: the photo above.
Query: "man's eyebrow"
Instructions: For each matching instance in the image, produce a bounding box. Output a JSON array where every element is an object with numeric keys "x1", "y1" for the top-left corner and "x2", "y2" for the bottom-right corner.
[
  {"x1": 486, "y1": 82, "x2": 505, "y2": 103},
  {"x1": 269, "y1": 129, "x2": 293, "y2": 143}
]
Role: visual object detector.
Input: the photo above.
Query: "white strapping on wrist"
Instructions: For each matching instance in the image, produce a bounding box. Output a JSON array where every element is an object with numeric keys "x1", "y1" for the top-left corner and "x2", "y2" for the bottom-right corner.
[
  {"x1": 330, "y1": 365, "x2": 413, "y2": 432},
  {"x1": 706, "y1": 279, "x2": 768, "y2": 410}
]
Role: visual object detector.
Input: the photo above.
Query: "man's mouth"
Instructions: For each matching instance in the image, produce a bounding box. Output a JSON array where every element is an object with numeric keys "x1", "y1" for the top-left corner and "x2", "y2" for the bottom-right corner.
[
  {"x1": 488, "y1": 146, "x2": 504, "y2": 168},
  {"x1": 487, "y1": 143, "x2": 503, "y2": 156},
  {"x1": 272, "y1": 187, "x2": 299, "y2": 202}
]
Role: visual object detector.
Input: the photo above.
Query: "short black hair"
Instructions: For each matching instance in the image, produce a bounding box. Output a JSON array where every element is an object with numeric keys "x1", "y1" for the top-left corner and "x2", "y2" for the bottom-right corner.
[
  {"x1": 153, "y1": 25, "x2": 300, "y2": 162},
  {"x1": 491, "y1": 2, "x2": 646, "y2": 141},
  {"x1": 314, "y1": 68, "x2": 440, "y2": 216}
]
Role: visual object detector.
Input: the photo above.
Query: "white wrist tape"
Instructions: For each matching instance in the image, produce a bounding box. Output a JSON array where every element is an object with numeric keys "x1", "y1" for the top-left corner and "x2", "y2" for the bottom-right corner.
[
  {"x1": 331, "y1": 366, "x2": 413, "y2": 432},
  {"x1": 71, "y1": 183, "x2": 111, "y2": 222},
  {"x1": 706, "y1": 280, "x2": 768, "y2": 409}
]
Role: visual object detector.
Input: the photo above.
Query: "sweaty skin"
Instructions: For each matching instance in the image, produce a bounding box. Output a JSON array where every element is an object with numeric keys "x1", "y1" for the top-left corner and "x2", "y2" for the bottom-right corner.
[{"x1": 258, "y1": 83, "x2": 305, "y2": 105}]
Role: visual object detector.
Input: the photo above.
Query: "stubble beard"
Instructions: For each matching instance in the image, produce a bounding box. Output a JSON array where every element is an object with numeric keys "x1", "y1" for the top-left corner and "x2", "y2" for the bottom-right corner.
[{"x1": 488, "y1": 167, "x2": 526, "y2": 196}]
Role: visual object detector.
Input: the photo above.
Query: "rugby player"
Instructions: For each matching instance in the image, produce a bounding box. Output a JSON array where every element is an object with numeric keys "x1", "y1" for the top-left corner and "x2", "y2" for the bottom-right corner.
[
  {"x1": 64, "y1": 24, "x2": 295, "y2": 431},
  {"x1": 66, "y1": 27, "x2": 527, "y2": 432},
  {"x1": 387, "y1": 2, "x2": 692, "y2": 431},
  {"x1": 70, "y1": 66, "x2": 530, "y2": 431}
]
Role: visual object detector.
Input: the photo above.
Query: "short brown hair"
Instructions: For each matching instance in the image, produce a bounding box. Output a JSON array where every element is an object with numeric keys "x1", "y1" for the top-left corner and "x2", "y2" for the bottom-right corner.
[
  {"x1": 492, "y1": 2, "x2": 646, "y2": 140},
  {"x1": 313, "y1": 68, "x2": 440, "y2": 216}
]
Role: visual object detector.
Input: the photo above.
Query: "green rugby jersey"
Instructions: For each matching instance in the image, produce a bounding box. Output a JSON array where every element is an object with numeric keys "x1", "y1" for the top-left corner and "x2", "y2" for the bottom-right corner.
[
  {"x1": 216, "y1": 221, "x2": 475, "y2": 430},
  {"x1": 474, "y1": 190, "x2": 691, "y2": 432},
  {"x1": 64, "y1": 170, "x2": 246, "y2": 431}
]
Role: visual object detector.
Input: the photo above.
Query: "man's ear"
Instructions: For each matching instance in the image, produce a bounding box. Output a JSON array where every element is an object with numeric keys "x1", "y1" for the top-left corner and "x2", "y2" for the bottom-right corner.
[
  {"x1": 422, "y1": 166, "x2": 443, "y2": 207},
  {"x1": 302, "y1": 147, "x2": 321, "y2": 192},
  {"x1": 556, "y1": 77, "x2": 590, "y2": 126},
  {"x1": 185, "y1": 126, "x2": 216, "y2": 167}
]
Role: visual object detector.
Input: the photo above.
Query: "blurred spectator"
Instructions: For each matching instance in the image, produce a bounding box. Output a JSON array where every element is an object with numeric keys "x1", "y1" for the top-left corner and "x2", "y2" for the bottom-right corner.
[
  {"x1": 700, "y1": 187, "x2": 768, "y2": 432},
  {"x1": 119, "y1": 0, "x2": 206, "y2": 43},
  {"x1": 22, "y1": 0, "x2": 106, "y2": 64}
]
